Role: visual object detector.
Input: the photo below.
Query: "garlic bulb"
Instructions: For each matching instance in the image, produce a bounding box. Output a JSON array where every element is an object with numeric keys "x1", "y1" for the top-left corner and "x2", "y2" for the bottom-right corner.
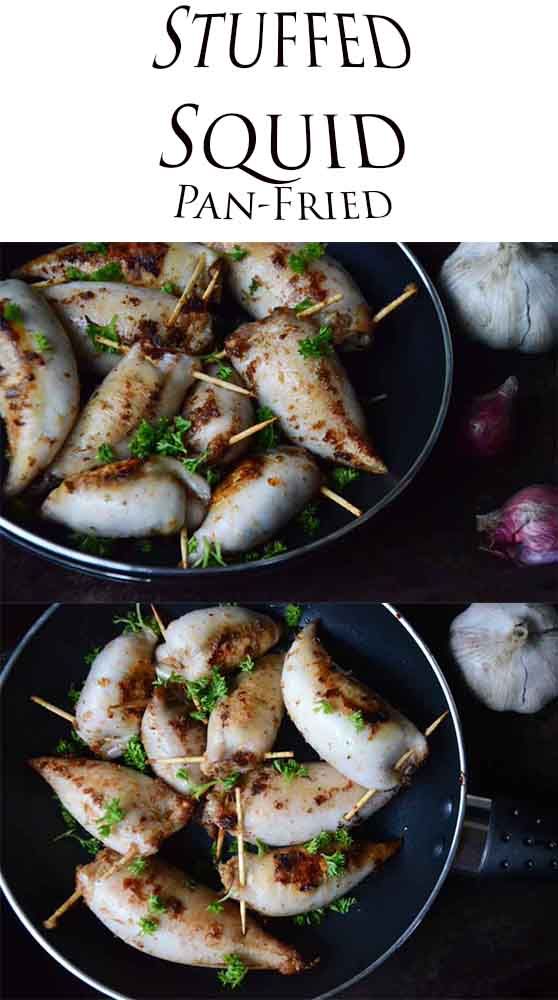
[
  {"x1": 439, "y1": 243, "x2": 558, "y2": 353},
  {"x1": 449, "y1": 603, "x2": 558, "y2": 713}
]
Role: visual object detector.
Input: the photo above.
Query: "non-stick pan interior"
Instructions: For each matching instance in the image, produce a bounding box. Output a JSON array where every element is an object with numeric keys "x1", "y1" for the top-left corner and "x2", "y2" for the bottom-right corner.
[
  {"x1": 1, "y1": 603, "x2": 465, "y2": 999},
  {"x1": 0, "y1": 244, "x2": 452, "y2": 580}
]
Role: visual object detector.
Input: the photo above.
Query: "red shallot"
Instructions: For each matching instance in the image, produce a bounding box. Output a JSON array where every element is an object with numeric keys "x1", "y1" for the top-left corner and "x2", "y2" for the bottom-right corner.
[
  {"x1": 477, "y1": 486, "x2": 558, "y2": 566},
  {"x1": 460, "y1": 376, "x2": 518, "y2": 458}
]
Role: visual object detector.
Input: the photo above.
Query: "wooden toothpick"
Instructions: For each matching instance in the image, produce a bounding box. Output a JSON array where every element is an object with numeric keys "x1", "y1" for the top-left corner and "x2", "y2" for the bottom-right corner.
[
  {"x1": 151, "y1": 750, "x2": 294, "y2": 766},
  {"x1": 235, "y1": 786, "x2": 247, "y2": 935},
  {"x1": 228, "y1": 416, "x2": 277, "y2": 447},
  {"x1": 320, "y1": 486, "x2": 363, "y2": 518},
  {"x1": 150, "y1": 605, "x2": 167, "y2": 640},
  {"x1": 44, "y1": 848, "x2": 137, "y2": 929},
  {"x1": 201, "y1": 264, "x2": 222, "y2": 303},
  {"x1": 32, "y1": 276, "x2": 68, "y2": 289},
  {"x1": 372, "y1": 283, "x2": 418, "y2": 326},
  {"x1": 180, "y1": 527, "x2": 189, "y2": 569},
  {"x1": 167, "y1": 256, "x2": 206, "y2": 328},
  {"x1": 297, "y1": 292, "x2": 344, "y2": 319},
  {"x1": 192, "y1": 371, "x2": 255, "y2": 397},
  {"x1": 31, "y1": 697, "x2": 76, "y2": 726},
  {"x1": 424, "y1": 710, "x2": 449, "y2": 738},
  {"x1": 343, "y1": 788, "x2": 377, "y2": 823},
  {"x1": 215, "y1": 827, "x2": 225, "y2": 862}
]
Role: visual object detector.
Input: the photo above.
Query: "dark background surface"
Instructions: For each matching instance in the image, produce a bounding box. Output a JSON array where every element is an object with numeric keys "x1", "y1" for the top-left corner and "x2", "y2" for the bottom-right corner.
[
  {"x1": 1, "y1": 244, "x2": 557, "y2": 603},
  {"x1": 2, "y1": 603, "x2": 558, "y2": 1000}
]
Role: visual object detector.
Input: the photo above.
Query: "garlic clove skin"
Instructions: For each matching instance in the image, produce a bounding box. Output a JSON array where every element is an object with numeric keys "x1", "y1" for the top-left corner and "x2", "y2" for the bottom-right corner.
[
  {"x1": 449, "y1": 603, "x2": 558, "y2": 714},
  {"x1": 460, "y1": 375, "x2": 518, "y2": 459},
  {"x1": 439, "y1": 243, "x2": 558, "y2": 354}
]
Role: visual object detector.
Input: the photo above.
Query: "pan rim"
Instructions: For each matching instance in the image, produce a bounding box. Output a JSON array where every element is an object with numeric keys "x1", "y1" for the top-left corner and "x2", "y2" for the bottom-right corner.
[
  {"x1": 0, "y1": 602, "x2": 467, "y2": 1000},
  {"x1": 0, "y1": 243, "x2": 453, "y2": 581}
]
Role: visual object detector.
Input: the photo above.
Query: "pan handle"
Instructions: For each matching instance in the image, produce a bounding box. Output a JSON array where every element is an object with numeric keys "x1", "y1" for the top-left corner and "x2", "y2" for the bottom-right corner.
[{"x1": 453, "y1": 794, "x2": 558, "y2": 878}]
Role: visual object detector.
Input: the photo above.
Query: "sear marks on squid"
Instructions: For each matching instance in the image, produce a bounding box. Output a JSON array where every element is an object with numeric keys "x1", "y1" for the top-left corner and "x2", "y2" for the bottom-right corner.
[
  {"x1": 75, "y1": 628, "x2": 158, "y2": 759},
  {"x1": 183, "y1": 363, "x2": 254, "y2": 466},
  {"x1": 42, "y1": 457, "x2": 209, "y2": 539},
  {"x1": 14, "y1": 242, "x2": 221, "y2": 301},
  {"x1": 219, "y1": 838, "x2": 401, "y2": 917},
  {"x1": 77, "y1": 849, "x2": 307, "y2": 973},
  {"x1": 202, "y1": 653, "x2": 285, "y2": 778},
  {"x1": 0, "y1": 280, "x2": 79, "y2": 495},
  {"x1": 50, "y1": 342, "x2": 199, "y2": 480},
  {"x1": 203, "y1": 762, "x2": 398, "y2": 846},
  {"x1": 191, "y1": 447, "x2": 322, "y2": 557},
  {"x1": 226, "y1": 310, "x2": 386, "y2": 473},
  {"x1": 155, "y1": 606, "x2": 281, "y2": 684},
  {"x1": 29, "y1": 757, "x2": 194, "y2": 855},
  {"x1": 208, "y1": 242, "x2": 373, "y2": 348},
  {"x1": 141, "y1": 686, "x2": 207, "y2": 795},
  {"x1": 282, "y1": 622, "x2": 429, "y2": 790},
  {"x1": 44, "y1": 282, "x2": 214, "y2": 374}
]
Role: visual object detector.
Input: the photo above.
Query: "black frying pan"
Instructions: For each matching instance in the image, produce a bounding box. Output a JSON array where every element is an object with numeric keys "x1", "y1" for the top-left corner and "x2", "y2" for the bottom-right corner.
[
  {"x1": 0, "y1": 244, "x2": 452, "y2": 582},
  {"x1": 3, "y1": 604, "x2": 557, "y2": 999}
]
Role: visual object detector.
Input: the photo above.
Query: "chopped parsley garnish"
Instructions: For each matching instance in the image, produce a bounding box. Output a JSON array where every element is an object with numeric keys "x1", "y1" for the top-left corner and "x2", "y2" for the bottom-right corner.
[
  {"x1": 314, "y1": 699, "x2": 334, "y2": 715},
  {"x1": 206, "y1": 467, "x2": 221, "y2": 488},
  {"x1": 67, "y1": 683, "x2": 83, "y2": 706},
  {"x1": 322, "y1": 850, "x2": 347, "y2": 879},
  {"x1": 207, "y1": 899, "x2": 225, "y2": 913},
  {"x1": 55, "y1": 729, "x2": 87, "y2": 756},
  {"x1": 218, "y1": 954, "x2": 248, "y2": 990},
  {"x1": 243, "y1": 550, "x2": 261, "y2": 563},
  {"x1": 3, "y1": 301, "x2": 23, "y2": 323},
  {"x1": 188, "y1": 537, "x2": 227, "y2": 569},
  {"x1": 272, "y1": 759, "x2": 309, "y2": 782},
  {"x1": 85, "y1": 314, "x2": 120, "y2": 353},
  {"x1": 293, "y1": 908, "x2": 325, "y2": 926},
  {"x1": 66, "y1": 262, "x2": 124, "y2": 282},
  {"x1": 333, "y1": 827, "x2": 353, "y2": 850},
  {"x1": 96, "y1": 442, "x2": 116, "y2": 465},
  {"x1": 34, "y1": 332, "x2": 52, "y2": 353},
  {"x1": 255, "y1": 406, "x2": 280, "y2": 450},
  {"x1": 128, "y1": 857, "x2": 148, "y2": 876},
  {"x1": 113, "y1": 604, "x2": 160, "y2": 637},
  {"x1": 305, "y1": 831, "x2": 334, "y2": 855},
  {"x1": 329, "y1": 895, "x2": 356, "y2": 913},
  {"x1": 331, "y1": 467, "x2": 360, "y2": 491},
  {"x1": 349, "y1": 710, "x2": 365, "y2": 732},
  {"x1": 299, "y1": 324, "x2": 334, "y2": 359},
  {"x1": 129, "y1": 415, "x2": 194, "y2": 463},
  {"x1": 284, "y1": 604, "x2": 302, "y2": 629},
  {"x1": 221, "y1": 771, "x2": 241, "y2": 792},
  {"x1": 216, "y1": 364, "x2": 233, "y2": 381},
  {"x1": 82, "y1": 243, "x2": 109, "y2": 255},
  {"x1": 148, "y1": 894, "x2": 167, "y2": 915},
  {"x1": 288, "y1": 243, "x2": 326, "y2": 274},
  {"x1": 176, "y1": 767, "x2": 190, "y2": 782},
  {"x1": 262, "y1": 540, "x2": 287, "y2": 559},
  {"x1": 294, "y1": 297, "x2": 314, "y2": 313},
  {"x1": 298, "y1": 504, "x2": 320, "y2": 537},
  {"x1": 239, "y1": 655, "x2": 255, "y2": 673},
  {"x1": 97, "y1": 797, "x2": 125, "y2": 838},
  {"x1": 123, "y1": 735, "x2": 148, "y2": 772},
  {"x1": 186, "y1": 668, "x2": 228, "y2": 722},
  {"x1": 54, "y1": 799, "x2": 102, "y2": 856},
  {"x1": 226, "y1": 246, "x2": 248, "y2": 261},
  {"x1": 248, "y1": 276, "x2": 261, "y2": 297},
  {"x1": 70, "y1": 533, "x2": 113, "y2": 557},
  {"x1": 136, "y1": 539, "x2": 153, "y2": 554},
  {"x1": 84, "y1": 645, "x2": 101, "y2": 667},
  {"x1": 139, "y1": 916, "x2": 158, "y2": 935},
  {"x1": 191, "y1": 780, "x2": 217, "y2": 800},
  {"x1": 161, "y1": 280, "x2": 179, "y2": 295},
  {"x1": 156, "y1": 416, "x2": 192, "y2": 457},
  {"x1": 255, "y1": 839, "x2": 268, "y2": 856},
  {"x1": 183, "y1": 451, "x2": 208, "y2": 474}
]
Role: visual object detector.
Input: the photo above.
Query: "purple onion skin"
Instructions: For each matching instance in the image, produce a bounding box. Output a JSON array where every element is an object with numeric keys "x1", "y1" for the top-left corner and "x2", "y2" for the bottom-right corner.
[
  {"x1": 477, "y1": 486, "x2": 558, "y2": 567},
  {"x1": 460, "y1": 376, "x2": 518, "y2": 459}
]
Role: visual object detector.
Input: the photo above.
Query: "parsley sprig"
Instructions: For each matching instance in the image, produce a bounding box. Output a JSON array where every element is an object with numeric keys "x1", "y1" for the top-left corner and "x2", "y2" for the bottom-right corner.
[
  {"x1": 226, "y1": 246, "x2": 249, "y2": 262},
  {"x1": 113, "y1": 604, "x2": 161, "y2": 637},
  {"x1": 96, "y1": 443, "x2": 116, "y2": 465},
  {"x1": 123, "y1": 735, "x2": 148, "y2": 772},
  {"x1": 66, "y1": 262, "x2": 124, "y2": 282},
  {"x1": 288, "y1": 243, "x2": 326, "y2": 274},
  {"x1": 96, "y1": 797, "x2": 125, "y2": 838},
  {"x1": 3, "y1": 301, "x2": 23, "y2": 323},
  {"x1": 218, "y1": 954, "x2": 248, "y2": 990},
  {"x1": 299, "y1": 324, "x2": 334, "y2": 359},
  {"x1": 34, "y1": 332, "x2": 52, "y2": 353},
  {"x1": 331, "y1": 467, "x2": 360, "y2": 491},
  {"x1": 272, "y1": 759, "x2": 309, "y2": 782},
  {"x1": 188, "y1": 537, "x2": 227, "y2": 569},
  {"x1": 255, "y1": 406, "x2": 280, "y2": 450},
  {"x1": 85, "y1": 314, "x2": 120, "y2": 354},
  {"x1": 53, "y1": 799, "x2": 102, "y2": 856},
  {"x1": 185, "y1": 668, "x2": 228, "y2": 723}
]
